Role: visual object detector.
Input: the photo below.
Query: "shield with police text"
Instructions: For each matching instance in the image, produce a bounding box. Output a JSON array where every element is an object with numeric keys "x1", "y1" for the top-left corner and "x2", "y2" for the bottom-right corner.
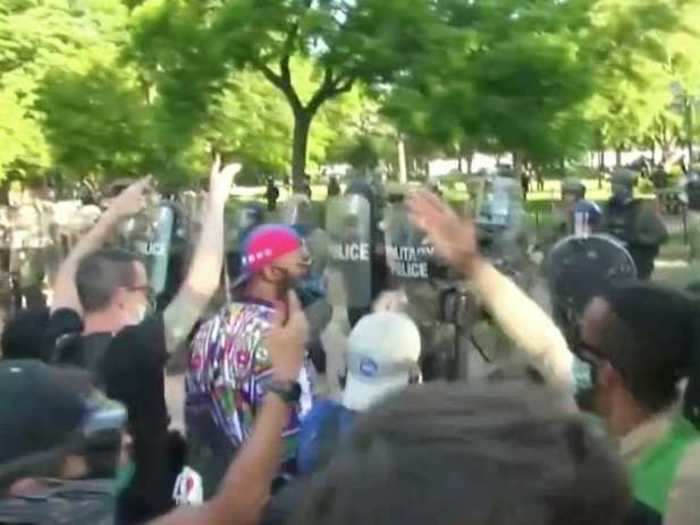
[
  {"x1": 545, "y1": 233, "x2": 637, "y2": 338},
  {"x1": 384, "y1": 202, "x2": 435, "y2": 282},
  {"x1": 122, "y1": 201, "x2": 176, "y2": 296},
  {"x1": 325, "y1": 194, "x2": 372, "y2": 308}
]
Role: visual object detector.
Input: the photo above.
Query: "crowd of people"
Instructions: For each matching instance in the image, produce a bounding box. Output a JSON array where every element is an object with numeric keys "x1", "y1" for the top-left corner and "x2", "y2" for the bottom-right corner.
[{"x1": 0, "y1": 162, "x2": 699, "y2": 525}]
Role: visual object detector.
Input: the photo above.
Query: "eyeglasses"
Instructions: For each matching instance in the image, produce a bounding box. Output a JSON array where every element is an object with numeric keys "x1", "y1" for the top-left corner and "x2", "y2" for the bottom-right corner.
[{"x1": 126, "y1": 285, "x2": 156, "y2": 310}]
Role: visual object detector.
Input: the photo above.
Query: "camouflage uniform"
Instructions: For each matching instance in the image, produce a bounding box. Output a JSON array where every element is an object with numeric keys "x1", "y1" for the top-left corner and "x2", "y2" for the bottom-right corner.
[{"x1": 601, "y1": 171, "x2": 668, "y2": 280}]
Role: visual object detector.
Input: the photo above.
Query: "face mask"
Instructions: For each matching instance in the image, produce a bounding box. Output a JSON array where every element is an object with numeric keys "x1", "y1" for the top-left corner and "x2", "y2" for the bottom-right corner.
[{"x1": 573, "y1": 355, "x2": 598, "y2": 412}]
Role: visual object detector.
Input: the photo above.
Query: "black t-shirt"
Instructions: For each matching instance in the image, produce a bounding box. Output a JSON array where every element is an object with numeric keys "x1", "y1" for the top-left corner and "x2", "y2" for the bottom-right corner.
[{"x1": 45, "y1": 309, "x2": 172, "y2": 523}]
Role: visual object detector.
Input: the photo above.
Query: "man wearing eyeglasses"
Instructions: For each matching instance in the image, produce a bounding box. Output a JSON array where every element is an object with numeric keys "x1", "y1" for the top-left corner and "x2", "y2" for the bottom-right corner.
[{"x1": 42, "y1": 158, "x2": 240, "y2": 524}]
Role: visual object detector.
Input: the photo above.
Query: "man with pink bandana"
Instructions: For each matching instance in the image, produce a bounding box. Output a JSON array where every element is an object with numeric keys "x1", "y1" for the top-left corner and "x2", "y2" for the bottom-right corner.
[{"x1": 185, "y1": 225, "x2": 314, "y2": 498}]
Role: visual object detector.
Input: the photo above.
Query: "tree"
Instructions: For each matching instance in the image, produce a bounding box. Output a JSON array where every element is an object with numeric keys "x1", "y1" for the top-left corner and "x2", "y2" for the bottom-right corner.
[
  {"x1": 128, "y1": 0, "x2": 450, "y2": 188},
  {"x1": 0, "y1": 0, "x2": 137, "y2": 183},
  {"x1": 383, "y1": 0, "x2": 697, "y2": 173}
]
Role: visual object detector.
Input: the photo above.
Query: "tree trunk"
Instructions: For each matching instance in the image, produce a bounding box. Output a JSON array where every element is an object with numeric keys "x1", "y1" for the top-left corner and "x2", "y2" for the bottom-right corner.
[
  {"x1": 466, "y1": 151, "x2": 474, "y2": 175},
  {"x1": 512, "y1": 152, "x2": 523, "y2": 178},
  {"x1": 398, "y1": 138, "x2": 408, "y2": 184},
  {"x1": 457, "y1": 156, "x2": 463, "y2": 173},
  {"x1": 615, "y1": 147, "x2": 622, "y2": 167},
  {"x1": 291, "y1": 109, "x2": 312, "y2": 192}
]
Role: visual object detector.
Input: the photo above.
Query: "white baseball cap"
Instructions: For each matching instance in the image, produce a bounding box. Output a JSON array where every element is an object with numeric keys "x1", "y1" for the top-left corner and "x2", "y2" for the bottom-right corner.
[{"x1": 342, "y1": 312, "x2": 422, "y2": 412}]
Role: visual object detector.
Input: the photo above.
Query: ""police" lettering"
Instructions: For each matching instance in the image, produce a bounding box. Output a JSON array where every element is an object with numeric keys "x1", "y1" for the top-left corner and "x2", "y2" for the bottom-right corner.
[{"x1": 329, "y1": 243, "x2": 370, "y2": 261}]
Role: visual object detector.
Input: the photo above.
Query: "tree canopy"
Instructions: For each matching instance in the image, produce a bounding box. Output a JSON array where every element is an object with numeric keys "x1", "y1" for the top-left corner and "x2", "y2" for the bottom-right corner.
[{"x1": 2, "y1": 0, "x2": 700, "y2": 187}]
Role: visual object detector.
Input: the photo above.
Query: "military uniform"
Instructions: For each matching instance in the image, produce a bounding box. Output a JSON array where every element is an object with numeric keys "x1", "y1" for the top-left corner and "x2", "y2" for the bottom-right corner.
[
  {"x1": 686, "y1": 174, "x2": 700, "y2": 261},
  {"x1": 9, "y1": 199, "x2": 51, "y2": 310}
]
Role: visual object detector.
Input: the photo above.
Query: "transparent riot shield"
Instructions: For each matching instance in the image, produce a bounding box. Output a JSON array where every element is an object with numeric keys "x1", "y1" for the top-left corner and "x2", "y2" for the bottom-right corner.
[
  {"x1": 279, "y1": 194, "x2": 328, "y2": 302},
  {"x1": 384, "y1": 202, "x2": 435, "y2": 282},
  {"x1": 325, "y1": 194, "x2": 372, "y2": 309},
  {"x1": 224, "y1": 202, "x2": 266, "y2": 283},
  {"x1": 467, "y1": 175, "x2": 531, "y2": 285},
  {"x1": 545, "y1": 233, "x2": 637, "y2": 341},
  {"x1": 120, "y1": 201, "x2": 175, "y2": 297}
]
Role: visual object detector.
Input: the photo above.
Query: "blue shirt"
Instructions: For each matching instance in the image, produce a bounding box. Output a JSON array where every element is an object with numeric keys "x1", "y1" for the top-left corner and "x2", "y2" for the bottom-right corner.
[
  {"x1": 574, "y1": 199, "x2": 602, "y2": 227},
  {"x1": 297, "y1": 400, "x2": 356, "y2": 475}
]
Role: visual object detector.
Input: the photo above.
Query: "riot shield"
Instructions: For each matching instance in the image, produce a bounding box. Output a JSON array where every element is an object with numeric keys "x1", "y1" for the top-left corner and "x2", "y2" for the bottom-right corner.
[
  {"x1": 468, "y1": 175, "x2": 532, "y2": 287},
  {"x1": 384, "y1": 202, "x2": 435, "y2": 282},
  {"x1": 325, "y1": 194, "x2": 372, "y2": 309},
  {"x1": 545, "y1": 233, "x2": 637, "y2": 340},
  {"x1": 119, "y1": 199, "x2": 175, "y2": 297},
  {"x1": 279, "y1": 194, "x2": 328, "y2": 299},
  {"x1": 224, "y1": 202, "x2": 266, "y2": 283}
]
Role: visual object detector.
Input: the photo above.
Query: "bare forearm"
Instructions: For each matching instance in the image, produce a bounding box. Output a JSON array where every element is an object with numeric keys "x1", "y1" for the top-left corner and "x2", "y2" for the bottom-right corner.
[
  {"x1": 163, "y1": 196, "x2": 226, "y2": 351},
  {"x1": 51, "y1": 210, "x2": 120, "y2": 313},
  {"x1": 151, "y1": 395, "x2": 289, "y2": 525},
  {"x1": 470, "y1": 259, "x2": 574, "y2": 389}
]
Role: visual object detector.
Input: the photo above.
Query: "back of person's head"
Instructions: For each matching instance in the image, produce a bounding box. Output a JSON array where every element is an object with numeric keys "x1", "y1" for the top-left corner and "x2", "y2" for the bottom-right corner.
[
  {"x1": 341, "y1": 312, "x2": 421, "y2": 412},
  {"x1": 595, "y1": 282, "x2": 700, "y2": 423},
  {"x1": 295, "y1": 383, "x2": 630, "y2": 525},
  {"x1": 0, "y1": 361, "x2": 127, "y2": 494},
  {"x1": 1, "y1": 307, "x2": 50, "y2": 360},
  {"x1": 76, "y1": 249, "x2": 141, "y2": 314}
]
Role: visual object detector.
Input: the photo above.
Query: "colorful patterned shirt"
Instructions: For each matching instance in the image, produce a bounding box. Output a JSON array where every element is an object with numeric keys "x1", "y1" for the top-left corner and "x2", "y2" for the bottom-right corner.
[{"x1": 185, "y1": 300, "x2": 313, "y2": 471}]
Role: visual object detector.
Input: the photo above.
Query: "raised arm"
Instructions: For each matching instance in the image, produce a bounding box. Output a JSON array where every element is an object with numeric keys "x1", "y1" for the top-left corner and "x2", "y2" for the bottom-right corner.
[
  {"x1": 50, "y1": 179, "x2": 150, "y2": 315},
  {"x1": 151, "y1": 292, "x2": 308, "y2": 525},
  {"x1": 407, "y1": 191, "x2": 574, "y2": 389},
  {"x1": 162, "y1": 157, "x2": 240, "y2": 353}
]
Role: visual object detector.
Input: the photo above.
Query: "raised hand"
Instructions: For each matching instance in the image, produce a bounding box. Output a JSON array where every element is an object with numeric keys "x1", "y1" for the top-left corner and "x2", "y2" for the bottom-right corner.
[
  {"x1": 107, "y1": 177, "x2": 151, "y2": 219},
  {"x1": 209, "y1": 154, "x2": 241, "y2": 205},
  {"x1": 407, "y1": 190, "x2": 481, "y2": 275},
  {"x1": 265, "y1": 291, "x2": 308, "y2": 382}
]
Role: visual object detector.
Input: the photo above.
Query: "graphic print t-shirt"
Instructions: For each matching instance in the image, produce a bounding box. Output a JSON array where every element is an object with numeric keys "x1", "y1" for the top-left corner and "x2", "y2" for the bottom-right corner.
[{"x1": 186, "y1": 301, "x2": 313, "y2": 467}]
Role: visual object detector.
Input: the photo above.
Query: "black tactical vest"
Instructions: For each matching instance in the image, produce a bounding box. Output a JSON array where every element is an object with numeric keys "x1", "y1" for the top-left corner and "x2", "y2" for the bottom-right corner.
[{"x1": 0, "y1": 479, "x2": 114, "y2": 524}]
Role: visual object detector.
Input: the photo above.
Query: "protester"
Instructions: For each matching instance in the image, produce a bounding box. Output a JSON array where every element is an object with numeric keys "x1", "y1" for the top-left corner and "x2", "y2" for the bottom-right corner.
[
  {"x1": 150, "y1": 293, "x2": 307, "y2": 525},
  {"x1": 292, "y1": 382, "x2": 631, "y2": 525},
  {"x1": 296, "y1": 311, "x2": 421, "y2": 475},
  {"x1": 0, "y1": 360, "x2": 129, "y2": 523},
  {"x1": 185, "y1": 225, "x2": 313, "y2": 499},
  {"x1": 408, "y1": 190, "x2": 700, "y2": 525},
  {"x1": 0, "y1": 306, "x2": 50, "y2": 360},
  {"x1": 43, "y1": 157, "x2": 239, "y2": 523}
]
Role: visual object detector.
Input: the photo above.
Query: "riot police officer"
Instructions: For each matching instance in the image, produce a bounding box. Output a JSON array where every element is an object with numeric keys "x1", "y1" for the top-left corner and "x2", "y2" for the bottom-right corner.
[
  {"x1": 686, "y1": 171, "x2": 700, "y2": 261},
  {"x1": 561, "y1": 178, "x2": 602, "y2": 234},
  {"x1": 600, "y1": 170, "x2": 668, "y2": 279}
]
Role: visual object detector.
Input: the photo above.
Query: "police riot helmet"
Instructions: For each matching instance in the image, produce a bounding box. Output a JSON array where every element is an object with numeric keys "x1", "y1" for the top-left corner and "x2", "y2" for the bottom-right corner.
[{"x1": 561, "y1": 178, "x2": 586, "y2": 199}]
